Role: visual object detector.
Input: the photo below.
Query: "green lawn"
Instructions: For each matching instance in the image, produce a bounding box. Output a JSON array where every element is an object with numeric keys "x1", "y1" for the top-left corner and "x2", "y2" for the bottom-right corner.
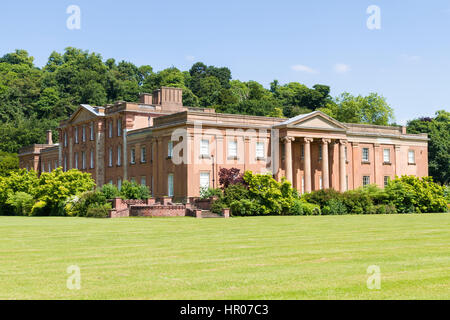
[{"x1": 0, "y1": 214, "x2": 449, "y2": 300}]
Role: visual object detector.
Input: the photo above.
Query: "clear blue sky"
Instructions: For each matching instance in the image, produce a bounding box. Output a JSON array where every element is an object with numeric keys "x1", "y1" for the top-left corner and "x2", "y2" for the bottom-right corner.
[{"x1": 1, "y1": 0, "x2": 449, "y2": 124}]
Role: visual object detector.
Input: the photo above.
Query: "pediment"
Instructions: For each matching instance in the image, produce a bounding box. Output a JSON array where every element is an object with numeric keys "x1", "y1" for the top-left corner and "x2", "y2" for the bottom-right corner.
[
  {"x1": 278, "y1": 111, "x2": 347, "y2": 130},
  {"x1": 69, "y1": 105, "x2": 102, "y2": 124}
]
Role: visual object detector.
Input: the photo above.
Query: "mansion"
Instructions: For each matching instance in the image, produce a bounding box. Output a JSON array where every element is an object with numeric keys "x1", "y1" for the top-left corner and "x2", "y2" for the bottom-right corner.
[{"x1": 18, "y1": 87, "x2": 429, "y2": 201}]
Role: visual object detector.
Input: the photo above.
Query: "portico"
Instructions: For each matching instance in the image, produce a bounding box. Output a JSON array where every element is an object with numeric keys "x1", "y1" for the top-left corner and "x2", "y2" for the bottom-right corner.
[{"x1": 276, "y1": 111, "x2": 350, "y2": 193}]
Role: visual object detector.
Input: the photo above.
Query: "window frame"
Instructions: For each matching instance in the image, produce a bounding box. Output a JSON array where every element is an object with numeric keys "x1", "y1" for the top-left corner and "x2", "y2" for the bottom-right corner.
[{"x1": 362, "y1": 148, "x2": 370, "y2": 162}]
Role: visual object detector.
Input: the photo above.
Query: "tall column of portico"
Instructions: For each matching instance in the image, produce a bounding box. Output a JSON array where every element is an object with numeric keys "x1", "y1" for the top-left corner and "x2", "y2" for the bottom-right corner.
[
  {"x1": 283, "y1": 137, "x2": 295, "y2": 183},
  {"x1": 339, "y1": 140, "x2": 348, "y2": 192},
  {"x1": 304, "y1": 138, "x2": 313, "y2": 193},
  {"x1": 322, "y1": 139, "x2": 331, "y2": 190}
]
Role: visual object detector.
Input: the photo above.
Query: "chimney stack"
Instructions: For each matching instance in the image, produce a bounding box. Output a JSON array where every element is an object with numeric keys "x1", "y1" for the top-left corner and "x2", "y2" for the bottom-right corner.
[
  {"x1": 139, "y1": 93, "x2": 153, "y2": 105},
  {"x1": 401, "y1": 126, "x2": 407, "y2": 135},
  {"x1": 46, "y1": 130, "x2": 53, "y2": 145}
]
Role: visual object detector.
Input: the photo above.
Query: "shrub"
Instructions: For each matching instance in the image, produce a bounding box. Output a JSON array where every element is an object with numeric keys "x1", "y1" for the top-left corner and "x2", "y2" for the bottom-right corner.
[
  {"x1": 69, "y1": 191, "x2": 108, "y2": 217},
  {"x1": 119, "y1": 180, "x2": 150, "y2": 200},
  {"x1": 302, "y1": 189, "x2": 342, "y2": 208},
  {"x1": 200, "y1": 187, "x2": 222, "y2": 199},
  {"x1": 30, "y1": 200, "x2": 47, "y2": 217},
  {"x1": 6, "y1": 192, "x2": 34, "y2": 216},
  {"x1": 230, "y1": 199, "x2": 259, "y2": 216},
  {"x1": 373, "y1": 204, "x2": 397, "y2": 215},
  {"x1": 219, "y1": 168, "x2": 244, "y2": 189},
  {"x1": 322, "y1": 198, "x2": 347, "y2": 215},
  {"x1": 85, "y1": 204, "x2": 111, "y2": 218},
  {"x1": 100, "y1": 183, "x2": 120, "y2": 199},
  {"x1": 385, "y1": 176, "x2": 447, "y2": 213},
  {"x1": 301, "y1": 202, "x2": 321, "y2": 216},
  {"x1": 223, "y1": 183, "x2": 250, "y2": 204},
  {"x1": 342, "y1": 188, "x2": 374, "y2": 215},
  {"x1": 289, "y1": 199, "x2": 304, "y2": 215}
]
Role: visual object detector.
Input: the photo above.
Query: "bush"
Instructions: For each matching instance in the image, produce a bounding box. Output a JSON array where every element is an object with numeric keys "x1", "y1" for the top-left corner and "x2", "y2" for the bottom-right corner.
[
  {"x1": 100, "y1": 183, "x2": 120, "y2": 199},
  {"x1": 68, "y1": 191, "x2": 108, "y2": 217},
  {"x1": 30, "y1": 200, "x2": 47, "y2": 217},
  {"x1": 385, "y1": 176, "x2": 447, "y2": 213},
  {"x1": 302, "y1": 189, "x2": 342, "y2": 208},
  {"x1": 373, "y1": 204, "x2": 397, "y2": 215},
  {"x1": 230, "y1": 199, "x2": 259, "y2": 216},
  {"x1": 342, "y1": 189, "x2": 374, "y2": 215},
  {"x1": 119, "y1": 181, "x2": 150, "y2": 200},
  {"x1": 200, "y1": 187, "x2": 222, "y2": 199},
  {"x1": 289, "y1": 199, "x2": 304, "y2": 215},
  {"x1": 86, "y1": 204, "x2": 111, "y2": 218},
  {"x1": 322, "y1": 198, "x2": 347, "y2": 215},
  {"x1": 6, "y1": 192, "x2": 34, "y2": 216},
  {"x1": 301, "y1": 202, "x2": 322, "y2": 216}
]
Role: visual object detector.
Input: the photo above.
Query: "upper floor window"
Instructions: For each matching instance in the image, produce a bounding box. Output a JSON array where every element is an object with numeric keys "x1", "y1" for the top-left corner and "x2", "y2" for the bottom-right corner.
[
  {"x1": 408, "y1": 150, "x2": 416, "y2": 164},
  {"x1": 74, "y1": 127, "x2": 79, "y2": 144},
  {"x1": 117, "y1": 119, "x2": 122, "y2": 137},
  {"x1": 141, "y1": 147, "x2": 147, "y2": 163},
  {"x1": 301, "y1": 145, "x2": 305, "y2": 160},
  {"x1": 130, "y1": 148, "x2": 136, "y2": 164},
  {"x1": 362, "y1": 148, "x2": 370, "y2": 162},
  {"x1": 168, "y1": 141, "x2": 173, "y2": 158},
  {"x1": 319, "y1": 145, "x2": 323, "y2": 161},
  {"x1": 82, "y1": 125, "x2": 86, "y2": 142},
  {"x1": 256, "y1": 142, "x2": 265, "y2": 159},
  {"x1": 383, "y1": 149, "x2": 391, "y2": 163},
  {"x1": 48, "y1": 162, "x2": 51, "y2": 173},
  {"x1": 228, "y1": 140, "x2": 237, "y2": 158},
  {"x1": 344, "y1": 147, "x2": 348, "y2": 161},
  {"x1": 64, "y1": 132, "x2": 68, "y2": 147},
  {"x1": 200, "y1": 139, "x2": 209, "y2": 157},
  {"x1": 90, "y1": 122, "x2": 94, "y2": 141},
  {"x1": 109, "y1": 121, "x2": 113, "y2": 138}
]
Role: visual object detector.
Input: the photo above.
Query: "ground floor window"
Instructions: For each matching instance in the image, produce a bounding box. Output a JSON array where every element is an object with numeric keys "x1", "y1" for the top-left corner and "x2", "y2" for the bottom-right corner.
[
  {"x1": 141, "y1": 176, "x2": 146, "y2": 186},
  {"x1": 117, "y1": 178, "x2": 122, "y2": 190},
  {"x1": 168, "y1": 174, "x2": 174, "y2": 197},
  {"x1": 200, "y1": 172, "x2": 210, "y2": 192},
  {"x1": 363, "y1": 176, "x2": 370, "y2": 186},
  {"x1": 384, "y1": 176, "x2": 390, "y2": 187}
]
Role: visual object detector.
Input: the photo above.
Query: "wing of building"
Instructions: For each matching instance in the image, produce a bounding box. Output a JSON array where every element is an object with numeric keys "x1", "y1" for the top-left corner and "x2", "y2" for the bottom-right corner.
[{"x1": 19, "y1": 86, "x2": 429, "y2": 202}]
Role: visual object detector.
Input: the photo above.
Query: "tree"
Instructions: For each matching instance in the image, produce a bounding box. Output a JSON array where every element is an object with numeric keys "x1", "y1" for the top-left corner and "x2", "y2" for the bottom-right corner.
[
  {"x1": 407, "y1": 110, "x2": 450, "y2": 184},
  {"x1": 332, "y1": 92, "x2": 394, "y2": 125}
]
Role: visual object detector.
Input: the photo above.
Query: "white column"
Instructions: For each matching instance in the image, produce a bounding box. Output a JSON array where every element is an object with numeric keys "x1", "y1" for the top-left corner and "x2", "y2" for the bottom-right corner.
[{"x1": 283, "y1": 137, "x2": 294, "y2": 183}]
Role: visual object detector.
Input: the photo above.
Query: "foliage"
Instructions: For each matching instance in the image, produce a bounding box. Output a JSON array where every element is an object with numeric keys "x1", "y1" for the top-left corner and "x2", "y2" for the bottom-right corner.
[
  {"x1": 326, "y1": 92, "x2": 395, "y2": 125},
  {"x1": 100, "y1": 183, "x2": 120, "y2": 199},
  {"x1": 407, "y1": 110, "x2": 450, "y2": 185},
  {"x1": 218, "y1": 168, "x2": 244, "y2": 189},
  {"x1": 0, "y1": 152, "x2": 19, "y2": 176},
  {"x1": 300, "y1": 202, "x2": 322, "y2": 216},
  {"x1": 385, "y1": 176, "x2": 447, "y2": 213},
  {"x1": 0, "y1": 168, "x2": 95, "y2": 216},
  {"x1": 6, "y1": 192, "x2": 34, "y2": 216},
  {"x1": 230, "y1": 199, "x2": 260, "y2": 216},
  {"x1": 322, "y1": 198, "x2": 348, "y2": 215},
  {"x1": 119, "y1": 180, "x2": 150, "y2": 200},
  {"x1": 66, "y1": 191, "x2": 109, "y2": 217},
  {"x1": 200, "y1": 187, "x2": 222, "y2": 200}
]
